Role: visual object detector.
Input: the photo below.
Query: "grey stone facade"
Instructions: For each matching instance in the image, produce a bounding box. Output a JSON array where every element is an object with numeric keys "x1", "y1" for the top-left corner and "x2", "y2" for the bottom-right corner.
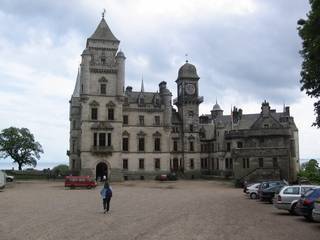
[{"x1": 68, "y1": 17, "x2": 300, "y2": 183}]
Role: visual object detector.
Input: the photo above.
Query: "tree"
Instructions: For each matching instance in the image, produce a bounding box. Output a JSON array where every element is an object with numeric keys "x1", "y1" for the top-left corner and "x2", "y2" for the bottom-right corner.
[
  {"x1": 0, "y1": 127, "x2": 43, "y2": 170},
  {"x1": 299, "y1": 159, "x2": 320, "y2": 183},
  {"x1": 52, "y1": 164, "x2": 70, "y2": 177},
  {"x1": 298, "y1": 0, "x2": 320, "y2": 127}
]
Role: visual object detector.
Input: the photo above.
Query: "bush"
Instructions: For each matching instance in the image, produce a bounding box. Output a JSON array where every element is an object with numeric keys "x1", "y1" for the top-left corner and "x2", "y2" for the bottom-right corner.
[{"x1": 52, "y1": 164, "x2": 70, "y2": 177}]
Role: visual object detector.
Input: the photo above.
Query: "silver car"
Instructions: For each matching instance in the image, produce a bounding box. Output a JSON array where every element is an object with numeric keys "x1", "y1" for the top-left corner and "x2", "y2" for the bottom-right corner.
[
  {"x1": 312, "y1": 198, "x2": 320, "y2": 222},
  {"x1": 246, "y1": 183, "x2": 261, "y2": 199},
  {"x1": 274, "y1": 185, "x2": 319, "y2": 214}
]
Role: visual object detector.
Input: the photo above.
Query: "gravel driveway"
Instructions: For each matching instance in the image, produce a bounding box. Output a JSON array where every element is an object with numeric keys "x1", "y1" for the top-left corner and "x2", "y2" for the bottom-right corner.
[{"x1": 0, "y1": 180, "x2": 319, "y2": 240}]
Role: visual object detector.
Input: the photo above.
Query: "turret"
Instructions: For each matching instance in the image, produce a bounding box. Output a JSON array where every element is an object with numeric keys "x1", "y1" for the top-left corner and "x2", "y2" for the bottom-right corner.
[
  {"x1": 261, "y1": 100, "x2": 271, "y2": 116},
  {"x1": 116, "y1": 50, "x2": 126, "y2": 96},
  {"x1": 211, "y1": 101, "x2": 223, "y2": 120},
  {"x1": 159, "y1": 81, "x2": 172, "y2": 127},
  {"x1": 80, "y1": 48, "x2": 91, "y2": 95}
]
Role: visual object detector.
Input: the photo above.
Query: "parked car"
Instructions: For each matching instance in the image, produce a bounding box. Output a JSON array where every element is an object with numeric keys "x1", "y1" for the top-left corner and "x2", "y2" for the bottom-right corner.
[
  {"x1": 245, "y1": 183, "x2": 261, "y2": 199},
  {"x1": 6, "y1": 175, "x2": 14, "y2": 182},
  {"x1": 312, "y1": 197, "x2": 320, "y2": 222},
  {"x1": 65, "y1": 176, "x2": 97, "y2": 189},
  {"x1": 257, "y1": 180, "x2": 286, "y2": 199},
  {"x1": 0, "y1": 170, "x2": 6, "y2": 189},
  {"x1": 296, "y1": 188, "x2": 320, "y2": 221},
  {"x1": 274, "y1": 185, "x2": 319, "y2": 214},
  {"x1": 260, "y1": 184, "x2": 286, "y2": 203}
]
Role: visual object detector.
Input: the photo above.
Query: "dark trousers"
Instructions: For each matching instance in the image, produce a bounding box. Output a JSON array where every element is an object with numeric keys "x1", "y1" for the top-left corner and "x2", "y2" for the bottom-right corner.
[{"x1": 103, "y1": 197, "x2": 111, "y2": 211}]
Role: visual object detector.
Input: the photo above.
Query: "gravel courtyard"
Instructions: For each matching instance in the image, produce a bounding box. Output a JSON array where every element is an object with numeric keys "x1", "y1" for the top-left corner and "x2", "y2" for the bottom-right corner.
[{"x1": 0, "y1": 180, "x2": 319, "y2": 240}]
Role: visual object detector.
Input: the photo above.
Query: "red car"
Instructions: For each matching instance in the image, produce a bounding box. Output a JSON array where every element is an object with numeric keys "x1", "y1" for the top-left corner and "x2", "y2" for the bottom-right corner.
[{"x1": 65, "y1": 176, "x2": 97, "y2": 189}]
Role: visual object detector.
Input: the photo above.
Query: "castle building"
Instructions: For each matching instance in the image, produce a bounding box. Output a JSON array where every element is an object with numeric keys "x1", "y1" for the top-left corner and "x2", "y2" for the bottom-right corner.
[{"x1": 68, "y1": 16, "x2": 300, "y2": 183}]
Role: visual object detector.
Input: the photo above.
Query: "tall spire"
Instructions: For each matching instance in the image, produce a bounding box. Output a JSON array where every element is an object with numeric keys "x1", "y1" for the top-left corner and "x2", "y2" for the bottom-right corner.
[
  {"x1": 141, "y1": 75, "x2": 144, "y2": 92},
  {"x1": 89, "y1": 13, "x2": 119, "y2": 42},
  {"x1": 72, "y1": 67, "x2": 81, "y2": 97}
]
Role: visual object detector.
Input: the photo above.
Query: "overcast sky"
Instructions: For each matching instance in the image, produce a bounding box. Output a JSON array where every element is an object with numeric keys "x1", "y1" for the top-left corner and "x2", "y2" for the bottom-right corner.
[{"x1": 0, "y1": 0, "x2": 318, "y2": 167}]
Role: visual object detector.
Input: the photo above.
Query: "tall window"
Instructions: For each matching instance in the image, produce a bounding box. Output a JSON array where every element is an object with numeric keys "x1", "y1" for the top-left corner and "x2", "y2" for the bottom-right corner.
[
  {"x1": 91, "y1": 108, "x2": 98, "y2": 120},
  {"x1": 154, "y1": 138, "x2": 161, "y2": 151},
  {"x1": 139, "y1": 159, "x2": 144, "y2": 169},
  {"x1": 243, "y1": 158, "x2": 250, "y2": 168},
  {"x1": 72, "y1": 159, "x2": 75, "y2": 169},
  {"x1": 123, "y1": 159, "x2": 128, "y2": 170},
  {"x1": 154, "y1": 158, "x2": 160, "y2": 170},
  {"x1": 190, "y1": 159, "x2": 194, "y2": 169},
  {"x1": 108, "y1": 108, "x2": 114, "y2": 120},
  {"x1": 99, "y1": 133, "x2": 106, "y2": 146},
  {"x1": 154, "y1": 116, "x2": 160, "y2": 125},
  {"x1": 225, "y1": 158, "x2": 229, "y2": 169},
  {"x1": 72, "y1": 120, "x2": 76, "y2": 129},
  {"x1": 173, "y1": 141, "x2": 178, "y2": 151},
  {"x1": 123, "y1": 115, "x2": 128, "y2": 125},
  {"x1": 190, "y1": 124, "x2": 194, "y2": 132},
  {"x1": 227, "y1": 142, "x2": 231, "y2": 152},
  {"x1": 93, "y1": 133, "x2": 97, "y2": 146},
  {"x1": 259, "y1": 158, "x2": 264, "y2": 168},
  {"x1": 107, "y1": 133, "x2": 111, "y2": 146},
  {"x1": 189, "y1": 141, "x2": 194, "y2": 151},
  {"x1": 216, "y1": 158, "x2": 219, "y2": 170},
  {"x1": 139, "y1": 115, "x2": 144, "y2": 125},
  {"x1": 273, "y1": 157, "x2": 278, "y2": 168},
  {"x1": 100, "y1": 84, "x2": 106, "y2": 94},
  {"x1": 138, "y1": 137, "x2": 145, "y2": 151},
  {"x1": 72, "y1": 140, "x2": 76, "y2": 153},
  {"x1": 123, "y1": 138, "x2": 129, "y2": 151}
]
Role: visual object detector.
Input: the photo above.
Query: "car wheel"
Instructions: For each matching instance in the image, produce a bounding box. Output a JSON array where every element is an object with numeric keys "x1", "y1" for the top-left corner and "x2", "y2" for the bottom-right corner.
[
  {"x1": 289, "y1": 203, "x2": 297, "y2": 215},
  {"x1": 250, "y1": 192, "x2": 257, "y2": 199},
  {"x1": 87, "y1": 186, "x2": 92, "y2": 189}
]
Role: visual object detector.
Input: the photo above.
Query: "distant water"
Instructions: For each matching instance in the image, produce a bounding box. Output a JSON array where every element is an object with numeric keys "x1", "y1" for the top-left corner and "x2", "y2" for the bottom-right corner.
[{"x1": 0, "y1": 161, "x2": 68, "y2": 170}]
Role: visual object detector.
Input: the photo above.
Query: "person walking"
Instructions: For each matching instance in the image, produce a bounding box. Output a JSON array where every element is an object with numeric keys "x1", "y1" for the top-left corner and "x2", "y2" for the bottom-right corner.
[{"x1": 100, "y1": 182, "x2": 112, "y2": 214}]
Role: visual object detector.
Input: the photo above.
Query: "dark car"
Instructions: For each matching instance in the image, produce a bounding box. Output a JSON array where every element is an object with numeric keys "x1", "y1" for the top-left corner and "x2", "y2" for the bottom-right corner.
[
  {"x1": 260, "y1": 184, "x2": 286, "y2": 203},
  {"x1": 257, "y1": 180, "x2": 286, "y2": 199},
  {"x1": 296, "y1": 188, "x2": 320, "y2": 221}
]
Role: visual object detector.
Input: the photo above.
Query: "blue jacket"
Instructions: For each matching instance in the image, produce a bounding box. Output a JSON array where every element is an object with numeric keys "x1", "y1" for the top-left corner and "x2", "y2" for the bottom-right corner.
[{"x1": 100, "y1": 186, "x2": 112, "y2": 199}]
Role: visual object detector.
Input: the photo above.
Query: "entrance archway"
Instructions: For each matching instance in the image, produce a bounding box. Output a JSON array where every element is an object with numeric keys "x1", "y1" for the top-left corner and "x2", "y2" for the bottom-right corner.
[{"x1": 96, "y1": 162, "x2": 108, "y2": 182}]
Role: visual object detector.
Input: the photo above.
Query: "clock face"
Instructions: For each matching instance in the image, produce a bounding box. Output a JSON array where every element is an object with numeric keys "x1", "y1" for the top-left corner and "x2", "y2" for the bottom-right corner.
[{"x1": 185, "y1": 83, "x2": 196, "y2": 95}]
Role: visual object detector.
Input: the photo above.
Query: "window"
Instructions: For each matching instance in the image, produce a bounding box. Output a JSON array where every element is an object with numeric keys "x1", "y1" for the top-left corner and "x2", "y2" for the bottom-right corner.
[
  {"x1": 72, "y1": 159, "x2": 75, "y2": 169},
  {"x1": 190, "y1": 124, "x2": 194, "y2": 132},
  {"x1": 72, "y1": 120, "x2": 76, "y2": 129},
  {"x1": 154, "y1": 158, "x2": 160, "y2": 170},
  {"x1": 242, "y1": 158, "x2": 250, "y2": 168},
  {"x1": 72, "y1": 140, "x2": 76, "y2": 153},
  {"x1": 123, "y1": 115, "x2": 128, "y2": 125},
  {"x1": 99, "y1": 133, "x2": 106, "y2": 146},
  {"x1": 216, "y1": 158, "x2": 219, "y2": 170},
  {"x1": 100, "y1": 84, "x2": 106, "y2": 94},
  {"x1": 190, "y1": 159, "x2": 194, "y2": 169},
  {"x1": 122, "y1": 138, "x2": 129, "y2": 151},
  {"x1": 81, "y1": 84, "x2": 84, "y2": 93},
  {"x1": 108, "y1": 108, "x2": 114, "y2": 120},
  {"x1": 189, "y1": 142, "x2": 194, "y2": 151},
  {"x1": 107, "y1": 133, "x2": 111, "y2": 146},
  {"x1": 273, "y1": 157, "x2": 278, "y2": 168},
  {"x1": 93, "y1": 133, "x2": 97, "y2": 146},
  {"x1": 101, "y1": 57, "x2": 106, "y2": 64},
  {"x1": 91, "y1": 108, "x2": 98, "y2": 120},
  {"x1": 139, "y1": 159, "x2": 144, "y2": 169},
  {"x1": 138, "y1": 137, "x2": 145, "y2": 151},
  {"x1": 154, "y1": 138, "x2": 161, "y2": 151},
  {"x1": 139, "y1": 115, "x2": 144, "y2": 126},
  {"x1": 123, "y1": 159, "x2": 128, "y2": 170},
  {"x1": 154, "y1": 116, "x2": 160, "y2": 125},
  {"x1": 173, "y1": 141, "x2": 178, "y2": 151},
  {"x1": 225, "y1": 158, "x2": 229, "y2": 169},
  {"x1": 237, "y1": 142, "x2": 243, "y2": 148},
  {"x1": 283, "y1": 187, "x2": 300, "y2": 195},
  {"x1": 230, "y1": 158, "x2": 233, "y2": 169},
  {"x1": 258, "y1": 158, "x2": 264, "y2": 168},
  {"x1": 227, "y1": 142, "x2": 231, "y2": 152}
]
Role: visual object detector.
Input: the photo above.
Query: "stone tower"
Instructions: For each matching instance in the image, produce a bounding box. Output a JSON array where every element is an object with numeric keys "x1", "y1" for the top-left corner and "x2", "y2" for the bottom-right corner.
[
  {"x1": 69, "y1": 15, "x2": 125, "y2": 180},
  {"x1": 175, "y1": 61, "x2": 203, "y2": 172}
]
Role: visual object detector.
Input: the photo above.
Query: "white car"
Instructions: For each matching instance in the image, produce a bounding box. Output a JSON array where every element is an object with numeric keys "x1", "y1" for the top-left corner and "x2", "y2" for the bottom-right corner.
[
  {"x1": 0, "y1": 171, "x2": 6, "y2": 189},
  {"x1": 312, "y1": 198, "x2": 320, "y2": 222},
  {"x1": 246, "y1": 183, "x2": 261, "y2": 199},
  {"x1": 274, "y1": 185, "x2": 320, "y2": 214}
]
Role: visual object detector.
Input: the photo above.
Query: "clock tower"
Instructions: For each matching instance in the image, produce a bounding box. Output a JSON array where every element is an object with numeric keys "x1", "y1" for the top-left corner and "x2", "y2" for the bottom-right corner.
[{"x1": 174, "y1": 61, "x2": 203, "y2": 171}]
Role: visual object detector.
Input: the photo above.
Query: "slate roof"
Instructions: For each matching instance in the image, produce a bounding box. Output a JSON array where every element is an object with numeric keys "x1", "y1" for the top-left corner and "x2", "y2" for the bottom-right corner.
[
  {"x1": 89, "y1": 18, "x2": 119, "y2": 42},
  {"x1": 125, "y1": 91, "x2": 158, "y2": 104}
]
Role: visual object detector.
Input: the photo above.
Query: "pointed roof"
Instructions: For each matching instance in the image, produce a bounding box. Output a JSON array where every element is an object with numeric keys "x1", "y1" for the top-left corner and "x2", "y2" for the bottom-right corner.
[
  {"x1": 72, "y1": 68, "x2": 81, "y2": 97},
  {"x1": 89, "y1": 18, "x2": 119, "y2": 42}
]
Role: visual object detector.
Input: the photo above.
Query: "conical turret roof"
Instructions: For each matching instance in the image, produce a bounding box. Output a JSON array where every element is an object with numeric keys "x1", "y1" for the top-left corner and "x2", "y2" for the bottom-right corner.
[{"x1": 89, "y1": 18, "x2": 119, "y2": 42}]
